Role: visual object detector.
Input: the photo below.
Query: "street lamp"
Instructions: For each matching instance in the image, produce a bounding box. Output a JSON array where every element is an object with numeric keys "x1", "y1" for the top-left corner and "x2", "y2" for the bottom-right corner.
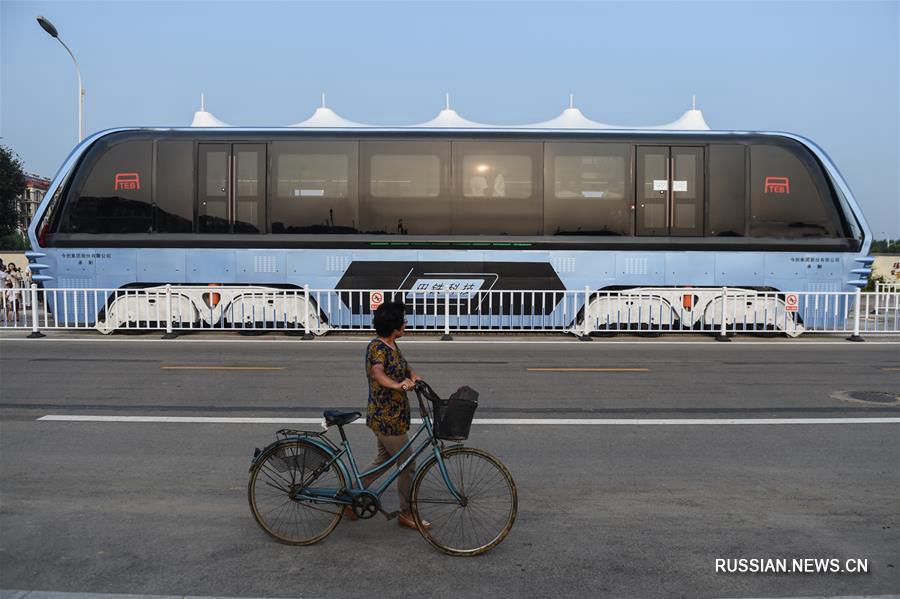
[{"x1": 36, "y1": 15, "x2": 84, "y2": 142}]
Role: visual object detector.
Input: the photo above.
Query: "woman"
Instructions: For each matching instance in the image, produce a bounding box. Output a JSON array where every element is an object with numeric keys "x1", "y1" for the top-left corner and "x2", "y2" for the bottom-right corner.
[
  {"x1": 356, "y1": 300, "x2": 430, "y2": 530},
  {"x1": 6, "y1": 263, "x2": 23, "y2": 287},
  {"x1": 3, "y1": 278, "x2": 20, "y2": 323}
]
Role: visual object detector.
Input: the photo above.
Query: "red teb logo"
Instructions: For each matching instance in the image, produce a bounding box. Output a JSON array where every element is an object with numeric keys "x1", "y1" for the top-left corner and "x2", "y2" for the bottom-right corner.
[
  {"x1": 764, "y1": 176, "x2": 790, "y2": 194},
  {"x1": 114, "y1": 172, "x2": 141, "y2": 191}
]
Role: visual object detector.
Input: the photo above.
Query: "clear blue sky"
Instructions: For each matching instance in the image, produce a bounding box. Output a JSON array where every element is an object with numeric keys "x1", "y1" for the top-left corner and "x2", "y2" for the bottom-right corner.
[{"x1": 2, "y1": 0, "x2": 898, "y2": 236}]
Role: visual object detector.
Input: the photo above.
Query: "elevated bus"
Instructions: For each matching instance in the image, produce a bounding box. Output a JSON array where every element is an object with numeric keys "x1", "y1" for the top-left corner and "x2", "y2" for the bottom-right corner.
[{"x1": 26, "y1": 127, "x2": 873, "y2": 334}]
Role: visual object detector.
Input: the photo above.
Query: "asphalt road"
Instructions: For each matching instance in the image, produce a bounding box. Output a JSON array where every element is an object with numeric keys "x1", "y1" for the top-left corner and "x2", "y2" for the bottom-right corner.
[{"x1": 1, "y1": 335, "x2": 898, "y2": 599}]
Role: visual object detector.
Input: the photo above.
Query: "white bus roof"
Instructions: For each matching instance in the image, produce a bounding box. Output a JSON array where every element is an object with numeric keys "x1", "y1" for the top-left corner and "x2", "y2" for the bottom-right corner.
[{"x1": 191, "y1": 94, "x2": 712, "y2": 131}]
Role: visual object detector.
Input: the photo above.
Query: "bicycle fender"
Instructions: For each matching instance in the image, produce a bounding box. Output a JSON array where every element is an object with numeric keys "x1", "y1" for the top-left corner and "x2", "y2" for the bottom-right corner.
[
  {"x1": 250, "y1": 440, "x2": 280, "y2": 472},
  {"x1": 249, "y1": 437, "x2": 350, "y2": 485}
]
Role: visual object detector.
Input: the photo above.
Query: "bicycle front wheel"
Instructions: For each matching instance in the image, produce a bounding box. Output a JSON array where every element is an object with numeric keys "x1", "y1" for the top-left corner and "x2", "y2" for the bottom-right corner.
[
  {"x1": 410, "y1": 446, "x2": 517, "y2": 556},
  {"x1": 248, "y1": 440, "x2": 346, "y2": 545}
]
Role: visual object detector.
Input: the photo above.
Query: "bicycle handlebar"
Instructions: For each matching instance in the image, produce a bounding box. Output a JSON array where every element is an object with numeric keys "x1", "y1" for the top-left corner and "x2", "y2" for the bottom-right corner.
[{"x1": 413, "y1": 380, "x2": 439, "y2": 421}]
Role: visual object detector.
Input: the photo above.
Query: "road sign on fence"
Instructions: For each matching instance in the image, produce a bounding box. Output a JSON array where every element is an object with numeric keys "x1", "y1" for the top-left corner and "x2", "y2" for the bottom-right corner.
[
  {"x1": 370, "y1": 291, "x2": 384, "y2": 311},
  {"x1": 785, "y1": 293, "x2": 799, "y2": 312}
]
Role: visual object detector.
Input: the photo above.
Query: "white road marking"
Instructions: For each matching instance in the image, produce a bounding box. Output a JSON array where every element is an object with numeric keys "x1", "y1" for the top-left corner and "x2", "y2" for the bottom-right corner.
[
  {"x1": 6, "y1": 591, "x2": 894, "y2": 599},
  {"x1": 0, "y1": 592, "x2": 301, "y2": 599},
  {"x1": 36, "y1": 415, "x2": 900, "y2": 425},
  {"x1": 722, "y1": 596, "x2": 900, "y2": 599},
  {"x1": 2, "y1": 593, "x2": 896, "y2": 599}
]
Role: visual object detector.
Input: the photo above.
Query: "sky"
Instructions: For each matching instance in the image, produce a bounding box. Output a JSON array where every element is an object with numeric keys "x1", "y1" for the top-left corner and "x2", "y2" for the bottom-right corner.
[{"x1": 1, "y1": 0, "x2": 898, "y2": 237}]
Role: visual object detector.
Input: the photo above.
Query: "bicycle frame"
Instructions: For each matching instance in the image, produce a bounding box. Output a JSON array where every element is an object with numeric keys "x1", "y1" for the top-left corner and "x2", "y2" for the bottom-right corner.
[{"x1": 296, "y1": 386, "x2": 464, "y2": 508}]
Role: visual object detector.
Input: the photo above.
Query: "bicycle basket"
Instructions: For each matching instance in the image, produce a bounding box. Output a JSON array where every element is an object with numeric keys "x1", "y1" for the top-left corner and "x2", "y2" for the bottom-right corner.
[{"x1": 432, "y1": 386, "x2": 479, "y2": 441}]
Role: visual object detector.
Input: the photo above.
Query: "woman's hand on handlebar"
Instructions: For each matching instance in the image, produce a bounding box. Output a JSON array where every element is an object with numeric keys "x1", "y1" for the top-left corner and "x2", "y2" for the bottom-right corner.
[{"x1": 399, "y1": 378, "x2": 415, "y2": 392}]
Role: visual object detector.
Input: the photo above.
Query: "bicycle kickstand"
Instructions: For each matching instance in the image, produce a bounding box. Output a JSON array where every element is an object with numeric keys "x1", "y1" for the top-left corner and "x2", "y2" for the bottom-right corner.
[{"x1": 380, "y1": 509, "x2": 400, "y2": 521}]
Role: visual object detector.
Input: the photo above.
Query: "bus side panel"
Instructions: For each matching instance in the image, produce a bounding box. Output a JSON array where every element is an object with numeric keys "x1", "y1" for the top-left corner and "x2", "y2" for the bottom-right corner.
[
  {"x1": 614, "y1": 252, "x2": 665, "y2": 287},
  {"x1": 562, "y1": 251, "x2": 616, "y2": 290},
  {"x1": 138, "y1": 249, "x2": 187, "y2": 284},
  {"x1": 236, "y1": 252, "x2": 287, "y2": 284},
  {"x1": 186, "y1": 250, "x2": 237, "y2": 283},
  {"x1": 94, "y1": 249, "x2": 137, "y2": 289},
  {"x1": 665, "y1": 252, "x2": 716, "y2": 286},
  {"x1": 714, "y1": 253, "x2": 765, "y2": 287}
]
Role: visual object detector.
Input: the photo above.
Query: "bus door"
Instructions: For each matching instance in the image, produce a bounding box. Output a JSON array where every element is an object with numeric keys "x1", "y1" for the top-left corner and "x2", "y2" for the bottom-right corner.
[
  {"x1": 198, "y1": 143, "x2": 266, "y2": 233},
  {"x1": 636, "y1": 146, "x2": 703, "y2": 236}
]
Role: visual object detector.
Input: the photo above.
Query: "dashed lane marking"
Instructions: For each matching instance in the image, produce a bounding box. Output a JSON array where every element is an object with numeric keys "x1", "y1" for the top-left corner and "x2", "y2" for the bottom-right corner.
[
  {"x1": 35, "y1": 415, "x2": 900, "y2": 425},
  {"x1": 527, "y1": 367, "x2": 649, "y2": 372},
  {"x1": 160, "y1": 365, "x2": 284, "y2": 371}
]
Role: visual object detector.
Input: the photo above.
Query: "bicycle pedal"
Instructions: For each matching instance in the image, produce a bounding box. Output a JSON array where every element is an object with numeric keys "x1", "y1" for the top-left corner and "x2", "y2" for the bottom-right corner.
[{"x1": 382, "y1": 510, "x2": 400, "y2": 521}]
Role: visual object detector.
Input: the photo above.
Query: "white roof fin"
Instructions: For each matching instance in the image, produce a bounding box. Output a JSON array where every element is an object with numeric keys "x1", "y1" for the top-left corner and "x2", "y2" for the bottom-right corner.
[{"x1": 191, "y1": 93, "x2": 229, "y2": 127}]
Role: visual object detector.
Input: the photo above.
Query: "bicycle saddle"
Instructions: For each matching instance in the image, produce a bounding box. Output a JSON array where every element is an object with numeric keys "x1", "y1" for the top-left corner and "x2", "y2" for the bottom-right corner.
[{"x1": 323, "y1": 410, "x2": 361, "y2": 427}]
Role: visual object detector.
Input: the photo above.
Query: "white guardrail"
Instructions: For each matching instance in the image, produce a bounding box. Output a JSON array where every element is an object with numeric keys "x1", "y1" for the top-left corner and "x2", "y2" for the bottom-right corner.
[{"x1": 1, "y1": 284, "x2": 898, "y2": 339}]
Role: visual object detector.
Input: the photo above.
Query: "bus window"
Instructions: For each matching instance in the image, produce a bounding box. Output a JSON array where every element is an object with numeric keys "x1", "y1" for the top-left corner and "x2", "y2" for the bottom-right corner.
[
  {"x1": 635, "y1": 147, "x2": 669, "y2": 235},
  {"x1": 61, "y1": 140, "x2": 153, "y2": 234},
  {"x1": 234, "y1": 148, "x2": 265, "y2": 233},
  {"x1": 198, "y1": 145, "x2": 229, "y2": 233},
  {"x1": 707, "y1": 144, "x2": 746, "y2": 237},
  {"x1": 452, "y1": 141, "x2": 542, "y2": 235},
  {"x1": 271, "y1": 141, "x2": 358, "y2": 234},
  {"x1": 544, "y1": 142, "x2": 631, "y2": 235},
  {"x1": 155, "y1": 141, "x2": 194, "y2": 233},
  {"x1": 671, "y1": 147, "x2": 703, "y2": 236},
  {"x1": 360, "y1": 141, "x2": 450, "y2": 235},
  {"x1": 749, "y1": 144, "x2": 839, "y2": 238}
]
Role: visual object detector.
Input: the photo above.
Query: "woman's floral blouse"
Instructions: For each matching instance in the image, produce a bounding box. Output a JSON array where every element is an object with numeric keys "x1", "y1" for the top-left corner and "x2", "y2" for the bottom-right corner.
[{"x1": 365, "y1": 339, "x2": 411, "y2": 435}]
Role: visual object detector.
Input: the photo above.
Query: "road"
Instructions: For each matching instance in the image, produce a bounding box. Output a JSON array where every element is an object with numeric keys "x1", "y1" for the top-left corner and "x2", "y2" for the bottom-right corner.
[{"x1": 1, "y1": 335, "x2": 898, "y2": 598}]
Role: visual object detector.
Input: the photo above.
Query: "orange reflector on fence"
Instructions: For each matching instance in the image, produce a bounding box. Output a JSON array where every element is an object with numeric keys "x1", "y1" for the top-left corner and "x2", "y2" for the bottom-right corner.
[{"x1": 207, "y1": 283, "x2": 221, "y2": 307}]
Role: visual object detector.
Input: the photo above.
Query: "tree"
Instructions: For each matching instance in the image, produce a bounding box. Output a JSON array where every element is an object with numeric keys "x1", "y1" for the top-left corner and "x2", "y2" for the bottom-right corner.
[
  {"x1": 871, "y1": 239, "x2": 899, "y2": 253},
  {"x1": 0, "y1": 145, "x2": 26, "y2": 236}
]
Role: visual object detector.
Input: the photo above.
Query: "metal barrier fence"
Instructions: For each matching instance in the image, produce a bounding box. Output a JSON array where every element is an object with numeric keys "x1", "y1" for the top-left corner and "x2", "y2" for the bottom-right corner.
[
  {"x1": 1, "y1": 284, "x2": 898, "y2": 339},
  {"x1": 875, "y1": 280, "x2": 900, "y2": 296}
]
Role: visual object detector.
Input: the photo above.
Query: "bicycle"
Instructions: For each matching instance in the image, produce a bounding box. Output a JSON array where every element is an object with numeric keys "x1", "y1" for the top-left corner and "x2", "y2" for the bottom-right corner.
[{"x1": 248, "y1": 380, "x2": 517, "y2": 556}]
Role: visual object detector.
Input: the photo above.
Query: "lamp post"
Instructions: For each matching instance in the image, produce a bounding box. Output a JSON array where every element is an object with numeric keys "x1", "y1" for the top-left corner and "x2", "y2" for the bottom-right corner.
[{"x1": 36, "y1": 16, "x2": 84, "y2": 142}]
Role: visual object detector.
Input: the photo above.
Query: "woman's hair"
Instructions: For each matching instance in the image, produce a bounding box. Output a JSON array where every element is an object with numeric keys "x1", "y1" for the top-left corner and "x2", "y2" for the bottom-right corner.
[{"x1": 373, "y1": 300, "x2": 406, "y2": 337}]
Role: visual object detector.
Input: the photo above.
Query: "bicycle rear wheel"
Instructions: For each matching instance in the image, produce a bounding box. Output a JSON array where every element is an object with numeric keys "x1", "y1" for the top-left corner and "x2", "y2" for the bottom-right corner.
[
  {"x1": 248, "y1": 440, "x2": 345, "y2": 545},
  {"x1": 410, "y1": 446, "x2": 517, "y2": 556}
]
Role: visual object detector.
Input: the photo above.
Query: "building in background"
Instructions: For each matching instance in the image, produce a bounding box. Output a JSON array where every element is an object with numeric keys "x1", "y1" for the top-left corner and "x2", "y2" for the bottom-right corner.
[
  {"x1": 19, "y1": 173, "x2": 50, "y2": 230},
  {"x1": 872, "y1": 256, "x2": 900, "y2": 283}
]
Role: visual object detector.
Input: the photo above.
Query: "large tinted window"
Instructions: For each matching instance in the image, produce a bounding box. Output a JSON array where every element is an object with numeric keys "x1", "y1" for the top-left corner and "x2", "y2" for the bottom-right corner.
[
  {"x1": 155, "y1": 141, "x2": 194, "y2": 233},
  {"x1": 360, "y1": 141, "x2": 450, "y2": 234},
  {"x1": 749, "y1": 144, "x2": 840, "y2": 238},
  {"x1": 707, "y1": 144, "x2": 745, "y2": 237},
  {"x1": 271, "y1": 141, "x2": 358, "y2": 234},
  {"x1": 234, "y1": 146, "x2": 265, "y2": 233},
  {"x1": 452, "y1": 141, "x2": 542, "y2": 235},
  {"x1": 545, "y1": 142, "x2": 631, "y2": 235},
  {"x1": 62, "y1": 140, "x2": 153, "y2": 233}
]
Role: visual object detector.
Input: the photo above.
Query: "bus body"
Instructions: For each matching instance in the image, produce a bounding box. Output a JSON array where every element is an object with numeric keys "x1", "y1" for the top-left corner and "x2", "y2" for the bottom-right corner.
[{"x1": 26, "y1": 127, "x2": 873, "y2": 333}]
